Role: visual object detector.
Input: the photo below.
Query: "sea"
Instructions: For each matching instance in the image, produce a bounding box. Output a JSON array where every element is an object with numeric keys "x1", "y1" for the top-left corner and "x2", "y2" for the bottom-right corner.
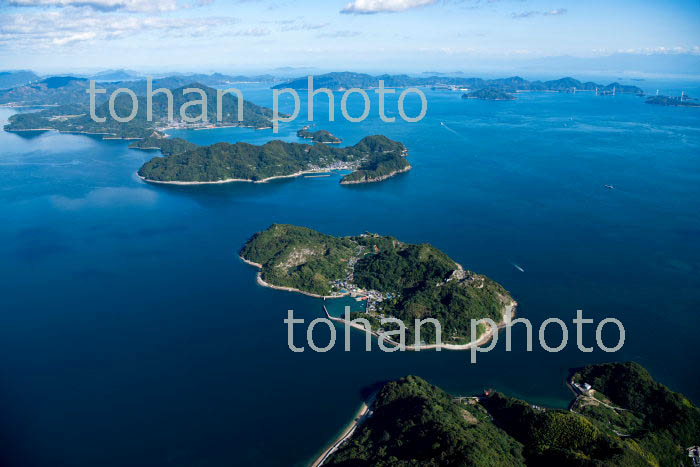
[{"x1": 1, "y1": 80, "x2": 699, "y2": 466}]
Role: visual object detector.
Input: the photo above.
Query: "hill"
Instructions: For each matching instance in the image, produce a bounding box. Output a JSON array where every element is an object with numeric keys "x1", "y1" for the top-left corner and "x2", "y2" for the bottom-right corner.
[
  {"x1": 3, "y1": 82, "x2": 275, "y2": 139},
  {"x1": 297, "y1": 127, "x2": 342, "y2": 143},
  {"x1": 272, "y1": 72, "x2": 644, "y2": 95},
  {"x1": 240, "y1": 224, "x2": 514, "y2": 345},
  {"x1": 646, "y1": 95, "x2": 699, "y2": 107},
  {"x1": 322, "y1": 363, "x2": 700, "y2": 466},
  {"x1": 0, "y1": 70, "x2": 40, "y2": 90},
  {"x1": 135, "y1": 134, "x2": 409, "y2": 184},
  {"x1": 462, "y1": 88, "x2": 516, "y2": 101}
]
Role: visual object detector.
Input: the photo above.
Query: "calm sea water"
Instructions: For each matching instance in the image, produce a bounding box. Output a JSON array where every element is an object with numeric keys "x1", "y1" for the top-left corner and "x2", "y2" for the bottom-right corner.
[{"x1": 1, "y1": 83, "x2": 699, "y2": 466}]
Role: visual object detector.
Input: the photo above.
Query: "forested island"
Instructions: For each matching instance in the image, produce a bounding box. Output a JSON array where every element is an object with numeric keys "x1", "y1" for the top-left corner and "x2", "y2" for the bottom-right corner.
[
  {"x1": 462, "y1": 88, "x2": 516, "y2": 101},
  {"x1": 297, "y1": 127, "x2": 342, "y2": 143},
  {"x1": 135, "y1": 134, "x2": 410, "y2": 185},
  {"x1": 646, "y1": 95, "x2": 699, "y2": 107},
  {"x1": 3, "y1": 82, "x2": 276, "y2": 139},
  {"x1": 240, "y1": 224, "x2": 515, "y2": 346},
  {"x1": 319, "y1": 362, "x2": 700, "y2": 466}
]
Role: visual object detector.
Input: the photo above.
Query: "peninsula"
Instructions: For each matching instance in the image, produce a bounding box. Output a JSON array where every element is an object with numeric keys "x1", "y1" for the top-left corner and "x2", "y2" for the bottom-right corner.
[
  {"x1": 319, "y1": 362, "x2": 700, "y2": 466},
  {"x1": 240, "y1": 224, "x2": 515, "y2": 346},
  {"x1": 135, "y1": 134, "x2": 410, "y2": 185}
]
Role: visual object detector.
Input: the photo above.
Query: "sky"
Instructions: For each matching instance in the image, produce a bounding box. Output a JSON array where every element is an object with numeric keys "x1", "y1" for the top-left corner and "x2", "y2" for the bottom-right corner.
[{"x1": 0, "y1": 0, "x2": 699, "y2": 74}]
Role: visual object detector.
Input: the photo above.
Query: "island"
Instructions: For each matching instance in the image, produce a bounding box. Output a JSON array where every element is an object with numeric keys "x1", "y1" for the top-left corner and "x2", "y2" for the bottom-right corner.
[
  {"x1": 646, "y1": 95, "x2": 699, "y2": 107},
  {"x1": 462, "y1": 87, "x2": 516, "y2": 101},
  {"x1": 240, "y1": 224, "x2": 515, "y2": 347},
  {"x1": 3, "y1": 82, "x2": 276, "y2": 139},
  {"x1": 318, "y1": 362, "x2": 700, "y2": 466},
  {"x1": 273, "y1": 72, "x2": 644, "y2": 95},
  {"x1": 297, "y1": 127, "x2": 342, "y2": 144},
  {"x1": 135, "y1": 134, "x2": 411, "y2": 185}
]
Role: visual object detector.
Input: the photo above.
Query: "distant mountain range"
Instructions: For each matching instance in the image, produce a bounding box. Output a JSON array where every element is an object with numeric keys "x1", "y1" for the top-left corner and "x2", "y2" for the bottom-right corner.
[
  {"x1": 273, "y1": 72, "x2": 645, "y2": 95},
  {"x1": 0, "y1": 73, "x2": 279, "y2": 107},
  {"x1": 3, "y1": 81, "x2": 275, "y2": 138},
  {"x1": 0, "y1": 71, "x2": 40, "y2": 90}
]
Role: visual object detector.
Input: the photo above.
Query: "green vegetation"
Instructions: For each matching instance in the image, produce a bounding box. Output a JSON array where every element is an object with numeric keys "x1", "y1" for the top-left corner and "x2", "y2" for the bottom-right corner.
[
  {"x1": 572, "y1": 362, "x2": 700, "y2": 466},
  {"x1": 340, "y1": 151, "x2": 411, "y2": 184},
  {"x1": 462, "y1": 88, "x2": 516, "y2": 101},
  {"x1": 323, "y1": 363, "x2": 699, "y2": 466},
  {"x1": 325, "y1": 375, "x2": 526, "y2": 466},
  {"x1": 3, "y1": 82, "x2": 275, "y2": 139},
  {"x1": 274, "y1": 72, "x2": 644, "y2": 95},
  {"x1": 296, "y1": 127, "x2": 341, "y2": 143},
  {"x1": 240, "y1": 224, "x2": 357, "y2": 295},
  {"x1": 646, "y1": 95, "x2": 699, "y2": 107},
  {"x1": 240, "y1": 224, "x2": 513, "y2": 343},
  {"x1": 485, "y1": 393, "x2": 651, "y2": 465},
  {"x1": 136, "y1": 134, "x2": 409, "y2": 184}
]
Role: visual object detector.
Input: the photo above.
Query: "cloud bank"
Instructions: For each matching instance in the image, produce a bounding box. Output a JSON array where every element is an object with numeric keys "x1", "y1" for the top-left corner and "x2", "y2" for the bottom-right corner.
[{"x1": 341, "y1": 0, "x2": 437, "y2": 15}]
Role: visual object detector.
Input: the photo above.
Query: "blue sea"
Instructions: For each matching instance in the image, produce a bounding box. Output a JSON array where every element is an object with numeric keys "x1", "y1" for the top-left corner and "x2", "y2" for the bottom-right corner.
[{"x1": 1, "y1": 82, "x2": 699, "y2": 466}]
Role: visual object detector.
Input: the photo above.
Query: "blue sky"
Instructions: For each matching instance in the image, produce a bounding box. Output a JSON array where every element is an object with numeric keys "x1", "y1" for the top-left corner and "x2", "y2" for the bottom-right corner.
[{"x1": 0, "y1": 0, "x2": 698, "y2": 74}]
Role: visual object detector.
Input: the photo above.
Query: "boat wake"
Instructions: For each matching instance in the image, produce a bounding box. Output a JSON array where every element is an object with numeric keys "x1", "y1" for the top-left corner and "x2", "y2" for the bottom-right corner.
[
  {"x1": 511, "y1": 263, "x2": 525, "y2": 272},
  {"x1": 440, "y1": 121, "x2": 462, "y2": 137}
]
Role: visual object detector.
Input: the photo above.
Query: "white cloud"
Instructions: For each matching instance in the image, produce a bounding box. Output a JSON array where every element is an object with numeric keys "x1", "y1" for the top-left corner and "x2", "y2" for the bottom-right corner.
[
  {"x1": 0, "y1": 9, "x2": 248, "y2": 48},
  {"x1": 340, "y1": 0, "x2": 437, "y2": 15},
  {"x1": 6, "y1": 0, "x2": 186, "y2": 12},
  {"x1": 511, "y1": 8, "x2": 567, "y2": 19}
]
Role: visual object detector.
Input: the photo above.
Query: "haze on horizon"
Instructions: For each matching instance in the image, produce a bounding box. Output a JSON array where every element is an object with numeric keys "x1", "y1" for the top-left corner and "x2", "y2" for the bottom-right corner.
[{"x1": 0, "y1": 0, "x2": 699, "y2": 77}]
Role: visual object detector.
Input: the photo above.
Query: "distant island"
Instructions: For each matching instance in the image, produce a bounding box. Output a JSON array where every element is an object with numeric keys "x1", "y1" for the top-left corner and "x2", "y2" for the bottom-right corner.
[
  {"x1": 3, "y1": 82, "x2": 276, "y2": 139},
  {"x1": 297, "y1": 127, "x2": 342, "y2": 144},
  {"x1": 646, "y1": 94, "x2": 699, "y2": 107},
  {"x1": 240, "y1": 224, "x2": 515, "y2": 347},
  {"x1": 318, "y1": 362, "x2": 700, "y2": 466},
  {"x1": 462, "y1": 87, "x2": 516, "y2": 101},
  {"x1": 273, "y1": 72, "x2": 645, "y2": 95},
  {"x1": 135, "y1": 134, "x2": 410, "y2": 185},
  {"x1": 0, "y1": 73, "x2": 279, "y2": 107}
]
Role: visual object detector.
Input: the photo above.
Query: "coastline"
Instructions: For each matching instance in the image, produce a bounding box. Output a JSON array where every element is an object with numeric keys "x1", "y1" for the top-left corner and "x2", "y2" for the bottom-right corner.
[
  {"x1": 138, "y1": 169, "x2": 337, "y2": 186},
  {"x1": 324, "y1": 301, "x2": 516, "y2": 351},
  {"x1": 340, "y1": 165, "x2": 412, "y2": 185},
  {"x1": 311, "y1": 392, "x2": 377, "y2": 467},
  {"x1": 240, "y1": 251, "x2": 515, "y2": 350},
  {"x1": 239, "y1": 255, "x2": 350, "y2": 299}
]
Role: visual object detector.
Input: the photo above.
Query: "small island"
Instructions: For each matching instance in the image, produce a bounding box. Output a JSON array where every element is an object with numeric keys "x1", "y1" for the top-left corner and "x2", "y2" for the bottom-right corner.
[
  {"x1": 318, "y1": 362, "x2": 700, "y2": 466},
  {"x1": 646, "y1": 95, "x2": 699, "y2": 107},
  {"x1": 135, "y1": 134, "x2": 411, "y2": 185},
  {"x1": 462, "y1": 87, "x2": 516, "y2": 101},
  {"x1": 297, "y1": 126, "x2": 342, "y2": 144},
  {"x1": 240, "y1": 224, "x2": 515, "y2": 347}
]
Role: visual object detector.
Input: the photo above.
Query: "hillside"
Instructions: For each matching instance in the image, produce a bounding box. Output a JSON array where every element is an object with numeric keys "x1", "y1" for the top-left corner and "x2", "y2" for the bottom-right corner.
[
  {"x1": 3, "y1": 82, "x2": 275, "y2": 139},
  {"x1": 0, "y1": 70, "x2": 39, "y2": 90},
  {"x1": 273, "y1": 72, "x2": 644, "y2": 95},
  {"x1": 240, "y1": 224, "x2": 514, "y2": 345},
  {"x1": 136, "y1": 134, "x2": 409, "y2": 184},
  {"x1": 323, "y1": 363, "x2": 700, "y2": 466},
  {"x1": 462, "y1": 88, "x2": 516, "y2": 101}
]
